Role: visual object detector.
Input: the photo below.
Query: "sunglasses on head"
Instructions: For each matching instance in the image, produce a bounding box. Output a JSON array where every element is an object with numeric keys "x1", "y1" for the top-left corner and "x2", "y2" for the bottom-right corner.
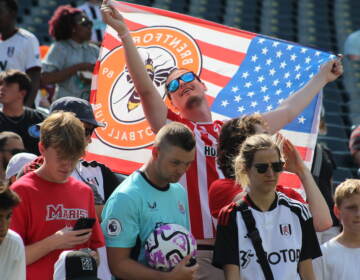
[
  {"x1": 253, "y1": 161, "x2": 284, "y2": 174},
  {"x1": 1, "y1": 148, "x2": 26, "y2": 155},
  {"x1": 85, "y1": 127, "x2": 95, "y2": 137},
  {"x1": 166, "y1": 72, "x2": 197, "y2": 93}
]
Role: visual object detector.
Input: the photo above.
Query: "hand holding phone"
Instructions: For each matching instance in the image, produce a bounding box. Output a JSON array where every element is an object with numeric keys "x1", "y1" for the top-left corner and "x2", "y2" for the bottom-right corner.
[{"x1": 73, "y1": 217, "x2": 96, "y2": 236}]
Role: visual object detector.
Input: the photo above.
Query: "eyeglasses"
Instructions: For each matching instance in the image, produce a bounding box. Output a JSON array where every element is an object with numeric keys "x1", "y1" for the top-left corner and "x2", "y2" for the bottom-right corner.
[
  {"x1": 85, "y1": 127, "x2": 95, "y2": 137},
  {"x1": 76, "y1": 17, "x2": 93, "y2": 27},
  {"x1": 166, "y1": 72, "x2": 197, "y2": 93},
  {"x1": 253, "y1": 161, "x2": 284, "y2": 174},
  {"x1": 0, "y1": 148, "x2": 26, "y2": 155}
]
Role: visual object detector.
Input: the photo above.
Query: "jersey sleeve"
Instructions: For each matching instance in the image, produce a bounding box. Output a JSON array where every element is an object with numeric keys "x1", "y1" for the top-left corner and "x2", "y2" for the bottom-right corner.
[
  {"x1": 101, "y1": 192, "x2": 140, "y2": 248},
  {"x1": 212, "y1": 209, "x2": 239, "y2": 269},
  {"x1": 24, "y1": 33, "x2": 41, "y2": 70},
  {"x1": 299, "y1": 217, "x2": 322, "y2": 261}
]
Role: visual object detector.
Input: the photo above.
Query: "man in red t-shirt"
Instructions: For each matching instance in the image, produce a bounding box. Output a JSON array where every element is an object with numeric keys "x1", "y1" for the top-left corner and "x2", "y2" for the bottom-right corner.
[{"x1": 10, "y1": 111, "x2": 104, "y2": 280}]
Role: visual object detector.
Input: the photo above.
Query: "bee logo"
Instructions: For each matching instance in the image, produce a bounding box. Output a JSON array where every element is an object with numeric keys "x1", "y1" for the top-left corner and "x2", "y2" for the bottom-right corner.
[{"x1": 93, "y1": 26, "x2": 202, "y2": 150}]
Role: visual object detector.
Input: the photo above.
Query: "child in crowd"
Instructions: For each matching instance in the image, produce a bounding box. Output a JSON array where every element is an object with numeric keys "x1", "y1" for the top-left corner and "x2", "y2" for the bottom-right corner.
[
  {"x1": 314, "y1": 179, "x2": 360, "y2": 279},
  {"x1": 0, "y1": 185, "x2": 25, "y2": 280}
]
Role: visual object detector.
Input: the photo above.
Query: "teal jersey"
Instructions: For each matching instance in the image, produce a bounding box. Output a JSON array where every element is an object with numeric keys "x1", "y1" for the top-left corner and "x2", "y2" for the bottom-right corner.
[{"x1": 101, "y1": 171, "x2": 190, "y2": 265}]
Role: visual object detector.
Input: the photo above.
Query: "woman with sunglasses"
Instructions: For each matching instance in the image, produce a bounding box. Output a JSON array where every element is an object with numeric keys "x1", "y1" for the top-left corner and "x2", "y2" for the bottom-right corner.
[
  {"x1": 213, "y1": 134, "x2": 320, "y2": 280},
  {"x1": 42, "y1": 5, "x2": 99, "y2": 101}
]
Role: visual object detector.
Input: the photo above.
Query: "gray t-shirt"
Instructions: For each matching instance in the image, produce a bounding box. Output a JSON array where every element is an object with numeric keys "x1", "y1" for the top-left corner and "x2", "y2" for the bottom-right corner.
[{"x1": 42, "y1": 39, "x2": 99, "y2": 100}]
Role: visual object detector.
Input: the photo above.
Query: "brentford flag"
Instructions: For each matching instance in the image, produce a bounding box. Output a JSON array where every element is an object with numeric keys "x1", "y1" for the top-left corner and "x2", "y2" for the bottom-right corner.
[{"x1": 88, "y1": 1, "x2": 334, "y2": 190}]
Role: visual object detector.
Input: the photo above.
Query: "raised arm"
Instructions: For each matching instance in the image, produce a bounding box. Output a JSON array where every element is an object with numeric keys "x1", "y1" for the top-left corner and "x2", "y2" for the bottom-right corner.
[
  {"x1": 101, "y1": 0, "x2": 167, "y2": 132},
  {"x1": 262, "y1": 58, "x2": 343, "y2": 134},
  {"x1": 282, "y1": 138, "x2": 332, "y2": 232}
]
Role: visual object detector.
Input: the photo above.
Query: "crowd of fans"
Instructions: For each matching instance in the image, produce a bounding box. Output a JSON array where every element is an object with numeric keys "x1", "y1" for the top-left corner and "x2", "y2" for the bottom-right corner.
[{"x1": 0, "y1": 0, "x2": 360, "y2": 279}]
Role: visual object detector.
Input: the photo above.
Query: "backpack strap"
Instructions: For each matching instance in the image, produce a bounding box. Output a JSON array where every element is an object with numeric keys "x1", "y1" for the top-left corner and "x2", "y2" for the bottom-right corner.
[{"x1": 238, "y1": 201, "x2": 274, "y2": 280}]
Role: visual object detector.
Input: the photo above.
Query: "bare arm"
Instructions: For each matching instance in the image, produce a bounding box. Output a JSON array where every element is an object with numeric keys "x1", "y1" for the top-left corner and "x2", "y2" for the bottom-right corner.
[
  {"x1": 224, "y1": 264, "x2": 240, "y2": 280},
  {"x1": 101, "y1": 0, "x2": 167, "y2": 132},
  {"x1": 262, "y1": 58, "x2": 343, "y2": 134},
  {"x1": 25, "y1": 228, "x2": 92, "y2": 265},
  {"x1": 107, "y1": 247, "x2": 198, "y2": 280},
  {"x1": 282, "y1": 138, "x2": 332, "y2": 231},
  {"x1": 25, "y1": 67, "x2": 41, "y2": 107},
  {"x1": 298, "y1": 259, "x2": 317, "y2": 280},
  {"x1": 41, "y1": 63, "x2": 94, "y2": 84}
]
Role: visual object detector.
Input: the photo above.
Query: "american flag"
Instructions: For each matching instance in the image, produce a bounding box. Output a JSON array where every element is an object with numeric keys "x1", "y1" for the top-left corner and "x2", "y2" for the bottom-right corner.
[{"x1": 88, "y1": 1, "x2": 333, "y2": 190}]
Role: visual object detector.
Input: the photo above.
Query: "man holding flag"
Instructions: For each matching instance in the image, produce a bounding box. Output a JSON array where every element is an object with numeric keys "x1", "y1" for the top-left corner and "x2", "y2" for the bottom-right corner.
[{"x1": 100, "y1": 0, "x2": 343, "y2": 278}]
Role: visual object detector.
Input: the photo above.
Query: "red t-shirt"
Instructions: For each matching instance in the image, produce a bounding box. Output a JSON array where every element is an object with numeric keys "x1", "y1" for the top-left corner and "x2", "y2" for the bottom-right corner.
[
  {"x1": 209, "y1": 178, "x2": 306, "y2": 218},
  {"x1": 10, "y1": 172, "x2": 105, "y2": 280}
]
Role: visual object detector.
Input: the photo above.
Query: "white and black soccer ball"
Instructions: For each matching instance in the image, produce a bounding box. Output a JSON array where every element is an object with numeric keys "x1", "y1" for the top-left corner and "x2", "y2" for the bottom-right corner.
[{"x1": 144, "y1": 223, "x2": 197, "y2": 271}]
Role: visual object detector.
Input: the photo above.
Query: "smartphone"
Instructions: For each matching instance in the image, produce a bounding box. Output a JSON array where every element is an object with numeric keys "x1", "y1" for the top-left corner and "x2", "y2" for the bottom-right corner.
[{"x1": 73, "y1": 217, "x2": 96, "y2": 236}]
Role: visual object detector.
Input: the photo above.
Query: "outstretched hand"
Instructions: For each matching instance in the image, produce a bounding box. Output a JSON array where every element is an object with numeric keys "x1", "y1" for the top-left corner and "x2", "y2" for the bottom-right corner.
[{"x1": 101, "y1": 0, "x2": 128, "y2": 35}]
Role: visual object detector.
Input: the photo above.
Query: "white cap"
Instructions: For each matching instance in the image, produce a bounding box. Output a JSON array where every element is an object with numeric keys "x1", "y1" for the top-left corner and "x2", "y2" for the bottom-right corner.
[{"x1": 5, "y1": 152, "x2": 37, "y2": 179}]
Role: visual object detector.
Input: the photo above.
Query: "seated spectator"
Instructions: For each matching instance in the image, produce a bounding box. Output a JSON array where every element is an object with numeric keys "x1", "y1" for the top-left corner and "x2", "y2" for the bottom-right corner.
[
  {"x1": 10, "y1": 111, "x2": 104, "y2": 280},
  {"x1": 349, "y1": 125, "x2": 360, "y2": 168},
  {"x1": 53, "y1": 250, "x2": 100, "y2": 280},
  {"x1": 42, "y1": 5, "x2": 99, "y2": 101},
  {"x1": 313, "y1": 179, "x2": 360, "y2": 280},
  {"x1": 0, "y1": 0, "x2": 41, "y2": 107},
  {"x1": 209, "y1": 115, "x2": 332, "y2": 232},
  {"x1": 0, "y1": 70, "x2": 45, "y2": 154},
  {"x1": 344, "y1": 29, "x2": 360, "y2": 61},
  {"x1": 77, "y1": 0, "x2": 105, "y2": 45},
  {"x1": 5, "y1": 152, "x2": 37, "y2": 185},
  {"x1": 213, "y1": 134, "x2": 321, "y2": 280},
  {"x1": 0, "y1": 131, "x2": 25, "y2": 182},
  {"x1": 0, "y1": 185, "x2": 25, "y2": 280}
]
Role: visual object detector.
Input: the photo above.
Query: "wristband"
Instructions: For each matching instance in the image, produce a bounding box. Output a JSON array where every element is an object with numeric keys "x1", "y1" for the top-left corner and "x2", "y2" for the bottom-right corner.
[{"x1": 118, "y1": 31, "x2": 130, "y2": 40}]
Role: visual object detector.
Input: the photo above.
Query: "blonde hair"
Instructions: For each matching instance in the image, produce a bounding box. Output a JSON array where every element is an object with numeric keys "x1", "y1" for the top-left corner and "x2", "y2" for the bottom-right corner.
[
  {"x1": 234, "y1": 134, "x2": 282, "y2": 187},
  {"x1": 40, "y1": 111, "x2": 86, "y2": 160},
  {"x1": 334, "y1": 179, "x2": 360, "y2": 207}
]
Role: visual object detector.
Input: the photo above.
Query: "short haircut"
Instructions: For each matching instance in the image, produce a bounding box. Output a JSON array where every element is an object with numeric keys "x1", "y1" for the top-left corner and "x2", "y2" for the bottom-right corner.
[
  {"x1": 48, "y1": 5, "x2": 82, "y2": 41},
  {"x1": 218, "y1": 114, "x2": 266, "y2": 179},
  {"x1": 334, "y1": 179, "x2": 360, "y2": 207},
  {"x1": 0, "y1": 131, "x2": 22, "y2": 150},
  {"x1": 153, "y1": 122, "x2": 195, "y2": 152},
  {"x1": 40, "y1": 111, "x2": 86, "y2": 160},
  {"x1": 0, "y1": 0, "x2": 18, "y2": 13},
  {"x1": 0, "y1": 70, "x2": 31, "y2": 102},
  {"x1": 234, "y1": 134, "x2": 282, "y2": 187},
  {"x1": 0, "y1": 185, "x2": 20, "y2": 210}
]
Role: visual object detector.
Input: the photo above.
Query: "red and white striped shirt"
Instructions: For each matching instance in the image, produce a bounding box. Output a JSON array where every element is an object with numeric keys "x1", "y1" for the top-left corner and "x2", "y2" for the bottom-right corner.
[{"x1": 167, "y1": 109, "x2": 224, "y2": 239}]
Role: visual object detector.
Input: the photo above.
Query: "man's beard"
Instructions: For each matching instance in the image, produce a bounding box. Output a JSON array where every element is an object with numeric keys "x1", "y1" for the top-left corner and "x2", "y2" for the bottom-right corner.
[{"x1": 185, "y1": 96, "x2": 202, "y2": 110}]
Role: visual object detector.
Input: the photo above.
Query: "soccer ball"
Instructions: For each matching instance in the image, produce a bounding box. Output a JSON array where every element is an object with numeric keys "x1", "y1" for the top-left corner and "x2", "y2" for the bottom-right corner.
[{"x1": 144, "y1": 223, "x2": 197, "y2": 271}]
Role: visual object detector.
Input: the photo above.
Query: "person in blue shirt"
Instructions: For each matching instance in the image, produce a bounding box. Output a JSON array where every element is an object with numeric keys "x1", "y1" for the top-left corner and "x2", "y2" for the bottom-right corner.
[{"x1": 101, "y1": 121, "x2": 198, "y2": 280}]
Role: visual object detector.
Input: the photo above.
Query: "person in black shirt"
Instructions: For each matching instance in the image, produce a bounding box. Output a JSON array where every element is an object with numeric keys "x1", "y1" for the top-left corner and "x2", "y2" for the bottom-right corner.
[{"x1": 0, "y1": 70, "x2": 44, "y2": 154}]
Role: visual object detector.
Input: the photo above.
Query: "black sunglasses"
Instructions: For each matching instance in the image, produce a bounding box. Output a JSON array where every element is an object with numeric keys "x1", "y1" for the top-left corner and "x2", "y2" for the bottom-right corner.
[
  {"x1": 76, "y1": 17, "x2": 93, "y2": 27},
  {"x1": 166, "y1": 72, "x2": 197, "y2": 93},
  {"x1": 0, "y1": 148, "x2": 27, "y2": 155},
  {"x1": 85, "y1": 127, "x2": 95, "y2": 137},
  {"x1": 253, "y1": 161, "x2": 284, "y2": 174}
]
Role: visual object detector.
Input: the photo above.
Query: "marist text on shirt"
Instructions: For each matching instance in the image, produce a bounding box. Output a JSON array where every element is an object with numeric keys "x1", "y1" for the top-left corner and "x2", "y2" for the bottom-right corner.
[{"x1": 46, "y1": 204, "x2": 89, "y2": 221}]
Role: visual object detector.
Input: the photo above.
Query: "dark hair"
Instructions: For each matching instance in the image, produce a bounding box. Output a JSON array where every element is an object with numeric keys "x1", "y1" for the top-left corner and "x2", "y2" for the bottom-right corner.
[
  {"x1": 0, "y1": 186, "x2": 20, "y2": 210},
  {"x1": 0, "y1": 0, "x2": 18, "y2": 13},
  {"x1": 48, "y1": 5, "x2": 82, "y2": 41},
  {"x1": 154, "y1": 122, "x2": 195, "y2": 152},
  {"x1": 0, "y1": 70, "x2": 31, "y2": 102},
  {"x1": 0, "y1": 131, "x2": 22, "y2": 150},
  {"x1": 217, "y1": 114, "x2": 266, "y2": 179}
]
